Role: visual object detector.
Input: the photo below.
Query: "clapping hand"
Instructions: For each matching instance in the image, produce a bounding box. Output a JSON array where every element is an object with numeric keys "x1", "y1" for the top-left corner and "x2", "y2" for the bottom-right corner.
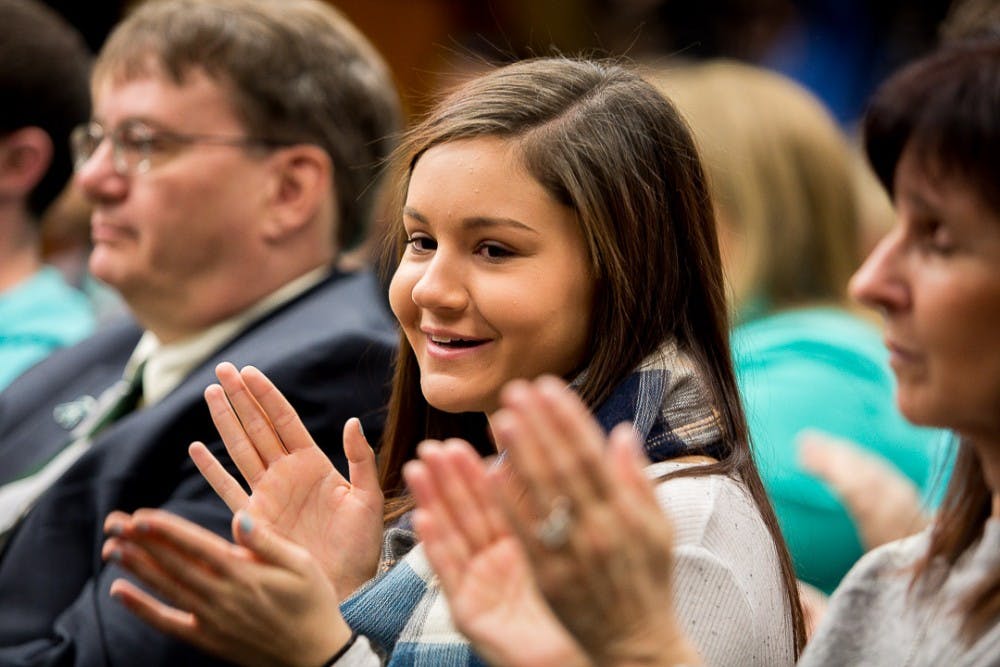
[
  {"x1": 488, "y1": 377, "x2": 702, "y2": 667},
  {"x1": 190, "y1": 362, "x2": 383, "y2": 597},
  {"x1": 404, "y1": 440, "x2": 589, "y2": 667},
  {"x1": 102, "y1": 509, "x2": 352, "y2": 667}
]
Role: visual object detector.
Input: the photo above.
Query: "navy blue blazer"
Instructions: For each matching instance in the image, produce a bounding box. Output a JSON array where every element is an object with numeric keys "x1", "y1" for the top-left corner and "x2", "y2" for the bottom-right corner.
[{"x1": 0, "y1": 269, "x2": 397, "y2": 666}]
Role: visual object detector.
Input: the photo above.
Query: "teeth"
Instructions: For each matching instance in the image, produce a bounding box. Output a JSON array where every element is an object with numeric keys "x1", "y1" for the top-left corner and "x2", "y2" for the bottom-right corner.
[{"x1": 431, "y1": 336, "x2": 455, "y2": 344}]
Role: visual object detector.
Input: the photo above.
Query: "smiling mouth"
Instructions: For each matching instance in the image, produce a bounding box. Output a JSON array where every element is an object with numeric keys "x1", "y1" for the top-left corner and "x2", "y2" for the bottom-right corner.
[{"x1": 429, "y1": 336, "x2": 489, "y2": 349}]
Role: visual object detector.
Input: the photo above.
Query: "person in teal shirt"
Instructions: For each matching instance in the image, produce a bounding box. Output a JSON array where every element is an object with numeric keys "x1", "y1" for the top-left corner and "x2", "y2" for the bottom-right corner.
[
  {"x1": 731, "y1": 307, "x2": 941, "y2": 593},
  {"x1": 0, "y1": 0, "x2": 96, "y2": 391},
  {"x1": 0, "y1": 266, "x2": 94, "y2": 390},
  {"x1": 656, "y1": 61, "x2": 943, "y2": 593}
]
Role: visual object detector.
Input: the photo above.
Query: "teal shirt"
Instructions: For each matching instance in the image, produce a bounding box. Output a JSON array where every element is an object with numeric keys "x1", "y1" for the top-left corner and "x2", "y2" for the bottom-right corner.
[
  {"x1": 732, "y1": 307, "x2": 944, "y2": 594},
  {"x1": 0, "y1": 267, "x2": 96, "y2": 391}
]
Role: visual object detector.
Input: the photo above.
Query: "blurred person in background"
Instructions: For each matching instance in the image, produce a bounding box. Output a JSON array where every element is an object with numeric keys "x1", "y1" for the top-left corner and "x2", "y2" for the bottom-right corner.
[
  {"x1": 653, "y1": 61, "x2": 943, "y2": 594},
  {"x1": 0, "y1": 0, "x2": 95, "y2": 391},
  {"x1": 0, "y1": 0, "x2": 401, "y2": 664}
]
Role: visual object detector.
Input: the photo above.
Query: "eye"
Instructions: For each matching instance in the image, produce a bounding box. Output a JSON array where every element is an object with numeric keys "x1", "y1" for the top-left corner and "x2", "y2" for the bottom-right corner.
[
  {"x1": 475, "y1": 242, "x2": 516, "y2": 260},
  {"x1": 914, "y1": 218, "x2": 954, "y2": 255},
  {"x1": 118, "y1": 122, "x2": 164, "y2": 153},
  {"x1": 405, "y1": 234, "x2": 437, "y2": 253}
]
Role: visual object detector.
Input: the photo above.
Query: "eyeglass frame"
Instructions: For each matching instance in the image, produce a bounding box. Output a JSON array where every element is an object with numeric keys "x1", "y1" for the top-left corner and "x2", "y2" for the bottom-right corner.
[{"x1": 70, "y1": 119, "x2": 295, "y2": 177}]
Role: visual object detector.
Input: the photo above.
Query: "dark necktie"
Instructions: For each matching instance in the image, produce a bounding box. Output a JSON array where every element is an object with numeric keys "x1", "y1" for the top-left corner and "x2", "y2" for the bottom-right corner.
[
  {"x1": 0, "y1": 362, "x2": 146, "y2": 544},
  {"x1": 86, "y1": 363, "x2": 146, "y2": 439}
]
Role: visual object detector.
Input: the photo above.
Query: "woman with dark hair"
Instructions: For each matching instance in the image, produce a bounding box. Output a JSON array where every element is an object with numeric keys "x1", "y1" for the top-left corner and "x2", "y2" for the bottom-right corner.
[
  {"x1": 798, "y1": 36, "x2": 1000, "y2": 665},
  {"x1": 100, "y1": 58, "x2": 802, "y2": 666},
  {"x1": 411, "y1": 40, "x2": 1000, "y2": 667}
]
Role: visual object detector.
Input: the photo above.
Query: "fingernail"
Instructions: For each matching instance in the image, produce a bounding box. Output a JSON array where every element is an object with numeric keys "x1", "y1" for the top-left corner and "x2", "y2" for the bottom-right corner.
[
  {"x1": 238, "y1": 513, "x2": 254, "y2": 535},
  {"x1": 106, "y1": 523, "x2": 123, "y2": 537},
  {"x1": 109, "y1": 548, "x2": 122, "y2": 563},
  {"x1": 136, "y1": 521, "x2": 150, "y2": 533},
  {"x1": 355, "y1": 418, "x2": 365, "y2": 439}
]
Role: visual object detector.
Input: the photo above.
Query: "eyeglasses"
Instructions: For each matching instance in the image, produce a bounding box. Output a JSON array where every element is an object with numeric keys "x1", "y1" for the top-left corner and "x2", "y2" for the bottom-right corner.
[{"x1": 70, "y1": 119, "x2": 291, "y2": 177}]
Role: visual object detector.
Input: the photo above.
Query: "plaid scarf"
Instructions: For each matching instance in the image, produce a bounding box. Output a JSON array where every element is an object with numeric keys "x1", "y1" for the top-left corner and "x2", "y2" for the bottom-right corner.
[{"x1": 340, "y1": 339, "x2": 725, "y2": 665}]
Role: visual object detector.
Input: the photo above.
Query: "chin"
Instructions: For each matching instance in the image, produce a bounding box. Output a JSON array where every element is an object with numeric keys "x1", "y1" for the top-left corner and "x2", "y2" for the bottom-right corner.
[
  {"x1": 87, "y1": 256, "x2": 123, "y2": 289},
  {"x1": 896, "y1": 390, "x2": 949, "y2": 431},
  {"x1": 420, "y1": 378, "x2": 494, "y2": 415}
]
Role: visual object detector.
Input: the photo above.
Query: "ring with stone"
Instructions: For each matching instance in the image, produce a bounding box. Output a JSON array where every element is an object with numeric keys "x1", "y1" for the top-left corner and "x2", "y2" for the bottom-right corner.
[{"x1": 535, "y1": 496, "x2": 573, "y2": 549}]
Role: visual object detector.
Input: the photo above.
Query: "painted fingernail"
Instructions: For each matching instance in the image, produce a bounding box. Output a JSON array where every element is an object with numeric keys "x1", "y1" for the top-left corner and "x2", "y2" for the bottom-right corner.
[
  {"x1": 238, "y1": 513, "x2": 254, "y2": 535},
  {"x1": 106, "y1": 523, "x2": 123, "y2": 537},
  {"x1": 109, "y1": 548, "x2": 122, "y2": 563},
  {"x1": 136, "y1": 521, "x2": 150, "y2": 533}
]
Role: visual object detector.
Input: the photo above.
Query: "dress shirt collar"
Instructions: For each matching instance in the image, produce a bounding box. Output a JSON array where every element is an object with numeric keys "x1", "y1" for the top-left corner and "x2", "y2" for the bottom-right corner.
[{"x1": 125, "y1": 266, "x2": 331, "y2": 407}]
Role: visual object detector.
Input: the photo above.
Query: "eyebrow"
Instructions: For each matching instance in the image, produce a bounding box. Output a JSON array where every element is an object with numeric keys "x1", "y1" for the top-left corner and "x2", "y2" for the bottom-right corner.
[{"x1": 403, "y1": 206, "x2": 539, "y2": 234}]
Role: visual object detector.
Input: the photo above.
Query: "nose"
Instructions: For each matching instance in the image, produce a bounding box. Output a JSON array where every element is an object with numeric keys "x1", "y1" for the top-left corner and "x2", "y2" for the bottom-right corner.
[
  {"x1": 73, "y1": 138, "x2": 128, "y2": 204},
  {"x1": 849, "y1": 224, "x2": 909, "y2": 315},
  {"x1": 410, "y1": 252, "x2": 468, "y2": 313}
]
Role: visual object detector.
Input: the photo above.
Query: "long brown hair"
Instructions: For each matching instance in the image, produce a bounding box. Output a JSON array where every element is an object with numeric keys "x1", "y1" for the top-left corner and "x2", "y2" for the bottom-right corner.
[
  {"x1": 376, "y1": 57, "x2": 805, "y2": 653},
  {"x1": 865, "y1": 39, "x2": 1000, "y2": 640}
]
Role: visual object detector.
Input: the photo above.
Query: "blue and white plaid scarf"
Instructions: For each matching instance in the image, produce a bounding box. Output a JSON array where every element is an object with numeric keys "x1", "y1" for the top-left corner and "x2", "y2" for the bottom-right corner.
[{"x1": 340, "y1": 340, "x2": 725, "y2": 665}]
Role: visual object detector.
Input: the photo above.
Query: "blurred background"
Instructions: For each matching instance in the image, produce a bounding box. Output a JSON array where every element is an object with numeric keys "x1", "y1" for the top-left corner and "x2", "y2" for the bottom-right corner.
[
  {"x1": 40, "y1": 0, "x2": 954, "y2": 127},
  {"x1": 35, "y1": 0, "x2": 958, "y2": 301}
]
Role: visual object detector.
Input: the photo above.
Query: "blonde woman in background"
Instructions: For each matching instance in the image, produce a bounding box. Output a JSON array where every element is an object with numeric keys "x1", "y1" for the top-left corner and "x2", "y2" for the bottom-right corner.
[{"x1": 651, "y1": 61, "x2": 943, "y2": 594}]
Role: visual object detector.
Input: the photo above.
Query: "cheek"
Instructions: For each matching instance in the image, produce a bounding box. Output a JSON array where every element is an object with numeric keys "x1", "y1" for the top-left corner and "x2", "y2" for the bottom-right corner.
[
  {"x1": 514, "y1": 273, "x2": 593, "y2": 372},
  {"x1": 388, "y1": 264, "x2": 416, "y2": 325}
]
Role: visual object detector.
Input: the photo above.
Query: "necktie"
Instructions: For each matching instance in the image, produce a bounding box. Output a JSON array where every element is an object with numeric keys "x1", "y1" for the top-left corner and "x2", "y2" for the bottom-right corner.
[
  {"x1": 85, "y1": 363, "x2": 146, "y2": 439},
  {"x1": 0, "y1": 362, "x2": 146, "y2": 543}
]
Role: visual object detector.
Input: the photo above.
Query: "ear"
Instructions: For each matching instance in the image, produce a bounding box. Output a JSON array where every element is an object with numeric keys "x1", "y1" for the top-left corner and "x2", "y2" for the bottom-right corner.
[
  {"x1": 0, "y1": 127, "x2": 53, "y2": 199},
  {"x1": 262, "y1": 144, "x2": 334, "y2": 244}
]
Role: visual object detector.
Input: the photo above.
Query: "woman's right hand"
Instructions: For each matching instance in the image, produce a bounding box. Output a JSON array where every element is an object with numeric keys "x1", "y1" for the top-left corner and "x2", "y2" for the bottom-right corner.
[{"x1": 191, "y1": 362, "x2": 383, "y2": 598}]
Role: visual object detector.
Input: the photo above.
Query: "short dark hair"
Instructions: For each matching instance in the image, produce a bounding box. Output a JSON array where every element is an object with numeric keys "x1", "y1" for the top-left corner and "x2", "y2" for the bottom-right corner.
[
  {"x1": 864, "y1": 39, "x2": 1000, "y2": 214},
  {"x1": 0, "y1": 0, "x2": 91, "y2": 219},
  {"x1": 94, "y1": 0, "x2": 402, "y2": 250}
]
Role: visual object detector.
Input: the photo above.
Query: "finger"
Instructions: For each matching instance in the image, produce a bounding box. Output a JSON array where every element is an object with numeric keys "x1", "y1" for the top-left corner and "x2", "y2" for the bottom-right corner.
[
  {"x1": 409, "y1": 503, "x2": 467, "y2": 596},
  {"x1": 214, "y1": 363, "x2": 286, "y2": 466},
  {"x1": 204, "y1": 380, "x2": 266, "y2": 486},
  {"x1": 490, "y1": 410, "x2": 549, "y2": 543},
  {"x1": 498, "y1": 381, "x2": 598, "y2": 516},
  {"x1": 404, "y1": 450, "x2": 472, "y2": 565},
  {"x1": 104, "y1": 538, "x2": 211, "y2": 613},
  {"x1": 418, "y1": 440, "x2": 494, "y2": 552},
  {"x1": 127, "y1": 509, "x2": 241, "y2": 579},
  {"x1": 239, "y1": 365, "x2": 316, "y2": 453},
  {"x1": 607, "y1": 424, "x2": 674, "y2": 568},
  {"x1": 608, "y1": 423, "x2": 657, "y2": 509},
  {"x1": 232, "y1": 511, "x2": 312, "y2": 574},
  {"x1": 109, "y1": 578, "x2": 205, "y2": 646},
  {"x1": 189, "y1": 441, "x2": 249, "y2": 513},
  {"x1": 534, "y1": 376, "x2": 612, "y2": 498},
  {"x1": 104, "y1": 510, "x2": 133, "y2": 537},
  {"x1": 344, "y1": 418, "x2": 380, "y2": 499},
  {"x1": 798, "y1": 432, "x2": 875, "y2": 500},
  {"x1": 444, "y1": 440, "x2": 512, "y2": 542}
]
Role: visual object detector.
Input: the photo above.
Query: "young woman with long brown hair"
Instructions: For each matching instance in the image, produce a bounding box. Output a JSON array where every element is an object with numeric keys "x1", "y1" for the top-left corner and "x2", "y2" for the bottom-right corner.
[{"x1": 101, "y1": 57, "x2": 803, "y2": 666}]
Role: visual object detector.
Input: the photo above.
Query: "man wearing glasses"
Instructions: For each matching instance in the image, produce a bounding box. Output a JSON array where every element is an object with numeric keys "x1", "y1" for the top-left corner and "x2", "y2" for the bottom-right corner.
[{"x1": 0, "y1": 1, "x2": 402, "y2": 664}]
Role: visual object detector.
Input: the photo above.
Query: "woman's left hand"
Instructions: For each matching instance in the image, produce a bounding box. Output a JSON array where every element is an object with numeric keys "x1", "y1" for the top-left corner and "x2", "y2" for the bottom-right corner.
[
  {"x1": 403, "y1": 440, "x2": 589, "y2": 667},
  {"x1": 491, "y1": 377, "x2": 701, "y2": 667},
  {"x1": 102, "y1": 508, "x2": 352, "y2": 667}
]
